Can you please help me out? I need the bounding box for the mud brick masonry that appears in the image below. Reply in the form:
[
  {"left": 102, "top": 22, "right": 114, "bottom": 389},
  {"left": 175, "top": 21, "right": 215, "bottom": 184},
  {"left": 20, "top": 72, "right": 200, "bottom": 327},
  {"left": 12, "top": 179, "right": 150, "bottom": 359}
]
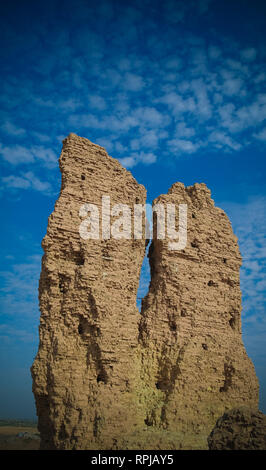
[{"left": 31, "top": 133, "right": 259, "bottom": 449}]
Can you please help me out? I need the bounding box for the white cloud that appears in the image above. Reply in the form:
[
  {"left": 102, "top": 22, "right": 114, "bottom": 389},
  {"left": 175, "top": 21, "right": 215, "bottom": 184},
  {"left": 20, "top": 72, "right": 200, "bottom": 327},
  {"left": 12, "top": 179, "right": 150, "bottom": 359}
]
[
  {"left": 0, "top": 143, "right": 57, "bottom": 168},
  {"left": 222, "top": 77, "right": 243, "bottom": 96},
  {"left": 118, "top": 58, "right": 131, "bottom": 71},
  {"left": 191, "top": 48, "right": 208, "bottom": 69},
  {"left": 241, "top": 47, "right": 257, "bottom": 62},
  {"left": 95, "top": 137, "right": 114, "bottom": 153},
  {"left": 254, "top": 128, "right": 266, "bottom": 141},
  {"left": 108, "top": 115, "right": 139, "bottom": 132},
  {"left": 0, "top": 144, "right": 34, "bottom": 165},
  {"left": 177, "top": 81, "right": 191, "bottom": 93},
  {"left": 191, "top": 79, "right": 212, "bottom": 119},
  {"left": 118, "top": 156, "right": 136, "bottom": 168},
  {"left": 118, "top": 150, "right": 157, "bottom": 168},
  {"left": 208, "top": 45, "right": 221, "bottom": 60},
  {"left": 129, "top": 139, "right": 140, "bottom": 151},
  {"left": 137, "top": 130, "right": 159, "bottom": 149},
  {"left": 104, "top": 68, "right": 121, "bottom": 87},
  {"left": 1, "top": 175, "right": 31, "bottom": 190},
  {"left": 69, "top": 113, "right": 138, "bottom": 132},
  {"left": 33, "top": 97, "right": 54, "bottom": 108},
  {"left": 24, "top": 171, "right": 52, "bottom": 193},
  {"left": 65, "top": 44, "right": 266, "bottom": 160},
  {"left": 57, "top": 98, "right": 81, "bottom": 112},
  {"left": 1, "top": 171, "right": 52, "bottom": 195},
  {"left": 114, "top": 141, "right": 127, "bottom": 153},
  {"left": 127, "top": 129, "right": 168, "bottom": 153},
  {"left": 32, "top": 132, "right": 52, "bottom": 143},
  {"left": 225, "top": 59, "right": 249, "bottom": 75},
  {"left": 254, "top": 72, "right": 266, "bottom": 84},
  {"left": 133, "top": 106, "right": 169, "bottom": 128},
  {"left": 32, "top": 146, "right": 57, "bottom": 168},
  {"left": 217, "top": 102, "right": 235, "bottom": 118},
  {"left": 169, "top": 138, "right": 199, "bottom": 153},
  {"left": 123, "top": 73, "right": 144, "bottom": 91},
  {"left": 139, "top": 151, "right": 157, "bottom": 164},
  {"left": 2, "top": 24, "right": 265, "bottom": 167},
  {"left": 235, "top": 97, "right": 266, "bottom": 131},
  {"left": 112, "top": 92, "right": 130, "bottom": 114},
  {"left": 88, "top": 95, "right": 106, "bottom": 110},
  {"left": 165, "top": 58, "right": 182, "bottom": 69},
  {"left": 1, "top": 121, "right": 26, "bottom": 137},
  {"left": 0, "top": 254, "right": 41, "bottom": 345},
  {"left": 175, "top": 122, "right": 195, "bottom": 138},
  {"left": 208, "top": 130, "right": 242, "bottom": 150},
  {"left": 158, "top": 92, "right": 196, "bottom": 115}
]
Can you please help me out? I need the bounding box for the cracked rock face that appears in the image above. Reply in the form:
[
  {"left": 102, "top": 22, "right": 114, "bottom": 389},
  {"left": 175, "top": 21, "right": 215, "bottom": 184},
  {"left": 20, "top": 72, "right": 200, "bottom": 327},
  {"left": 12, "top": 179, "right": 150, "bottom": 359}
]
[{"left": 31, "top": 134, "right": 259, "bottom": 450}]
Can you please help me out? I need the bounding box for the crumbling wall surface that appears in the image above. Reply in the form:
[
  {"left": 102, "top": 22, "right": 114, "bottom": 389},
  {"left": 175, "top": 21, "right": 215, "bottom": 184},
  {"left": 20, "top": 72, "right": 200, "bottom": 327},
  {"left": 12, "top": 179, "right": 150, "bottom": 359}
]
[
  {"left": 32, "top": 135, "right": 259, "bottom": 450},
  {"left": 138, "top": 182, "right": 259, "bottom": 448},
  {"left": 31, "top": 133, "right": 147, "bottom": 449},
  {"left": 208, "top": 407, "right": 266, "bottom": 450}
]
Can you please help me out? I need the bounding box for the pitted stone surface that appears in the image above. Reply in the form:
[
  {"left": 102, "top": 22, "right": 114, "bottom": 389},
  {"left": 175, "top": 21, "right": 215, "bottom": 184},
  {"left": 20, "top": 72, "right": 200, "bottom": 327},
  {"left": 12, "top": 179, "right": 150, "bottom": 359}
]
[{"left": 32, "top": 135, "right": 259, "bottom": 450}]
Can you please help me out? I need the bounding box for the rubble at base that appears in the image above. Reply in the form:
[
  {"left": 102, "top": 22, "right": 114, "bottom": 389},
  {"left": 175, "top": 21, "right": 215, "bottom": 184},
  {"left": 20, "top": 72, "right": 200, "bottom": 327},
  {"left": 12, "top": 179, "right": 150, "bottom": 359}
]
[{"left": 208, "top": 407, "right": 266, "bottom": 450}]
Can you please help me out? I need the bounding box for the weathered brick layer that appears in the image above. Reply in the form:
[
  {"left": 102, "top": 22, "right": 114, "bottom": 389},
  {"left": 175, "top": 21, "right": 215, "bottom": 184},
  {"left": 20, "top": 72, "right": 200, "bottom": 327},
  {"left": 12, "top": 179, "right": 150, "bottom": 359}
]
[{"left": 31, "top": 134, "right": 259, "bottom": 449}]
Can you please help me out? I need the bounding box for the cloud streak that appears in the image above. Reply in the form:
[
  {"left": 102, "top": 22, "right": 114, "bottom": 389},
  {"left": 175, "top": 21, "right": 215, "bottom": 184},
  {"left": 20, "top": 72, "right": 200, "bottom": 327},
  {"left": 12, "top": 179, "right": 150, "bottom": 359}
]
[
  {"left": 1, "top": 171, "right": 53, "bottom": 195},
  {"left": 0, "top": 2, "right": 265, "bottom": 171}
]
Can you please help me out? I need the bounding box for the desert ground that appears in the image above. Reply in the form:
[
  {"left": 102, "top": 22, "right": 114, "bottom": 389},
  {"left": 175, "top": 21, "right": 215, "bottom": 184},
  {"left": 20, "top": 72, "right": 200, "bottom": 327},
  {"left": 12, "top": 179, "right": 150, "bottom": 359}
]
[{"left": 0, "top": 421, "right": 40, "bottom": 450}]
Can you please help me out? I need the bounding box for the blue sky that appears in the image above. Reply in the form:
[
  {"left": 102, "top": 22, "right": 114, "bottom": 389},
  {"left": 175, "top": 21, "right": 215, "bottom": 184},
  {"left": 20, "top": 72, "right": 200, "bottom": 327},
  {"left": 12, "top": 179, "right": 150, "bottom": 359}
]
[{"left": 0, "top": 0, "right": 265, "bottom": 420}]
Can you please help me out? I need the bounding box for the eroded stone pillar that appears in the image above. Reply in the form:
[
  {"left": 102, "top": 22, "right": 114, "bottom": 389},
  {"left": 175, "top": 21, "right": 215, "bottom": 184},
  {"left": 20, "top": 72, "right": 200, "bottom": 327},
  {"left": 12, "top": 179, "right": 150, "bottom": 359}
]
[
  {"left": 138, "top": 182, "right": 259, "bottom": 449},
  {"left": 31, "top": 134, "right": 146, "bottom": 449}
]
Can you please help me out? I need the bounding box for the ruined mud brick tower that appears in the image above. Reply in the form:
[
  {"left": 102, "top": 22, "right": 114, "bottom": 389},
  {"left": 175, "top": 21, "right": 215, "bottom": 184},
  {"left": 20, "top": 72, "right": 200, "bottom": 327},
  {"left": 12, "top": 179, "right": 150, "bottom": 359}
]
[{"left": 31, "top": 133, "right": 259, "bottom": 450}]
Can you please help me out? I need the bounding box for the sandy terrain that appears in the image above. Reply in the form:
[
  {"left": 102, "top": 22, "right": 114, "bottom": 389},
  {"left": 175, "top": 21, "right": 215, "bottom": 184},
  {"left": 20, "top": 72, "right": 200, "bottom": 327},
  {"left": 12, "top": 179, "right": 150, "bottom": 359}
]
[{"left": 0, "top": 426, "right": 40, "bottom": 450}]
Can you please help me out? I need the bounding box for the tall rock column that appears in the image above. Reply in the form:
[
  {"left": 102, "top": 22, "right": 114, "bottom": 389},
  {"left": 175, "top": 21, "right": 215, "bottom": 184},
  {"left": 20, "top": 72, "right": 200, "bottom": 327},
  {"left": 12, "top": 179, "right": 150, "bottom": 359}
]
[
  {"left": 138, "top": 182, "right": 259, "bottom": 449},
  {"left": 31, "top": 133, "right": 146, "bottom": 449}
]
